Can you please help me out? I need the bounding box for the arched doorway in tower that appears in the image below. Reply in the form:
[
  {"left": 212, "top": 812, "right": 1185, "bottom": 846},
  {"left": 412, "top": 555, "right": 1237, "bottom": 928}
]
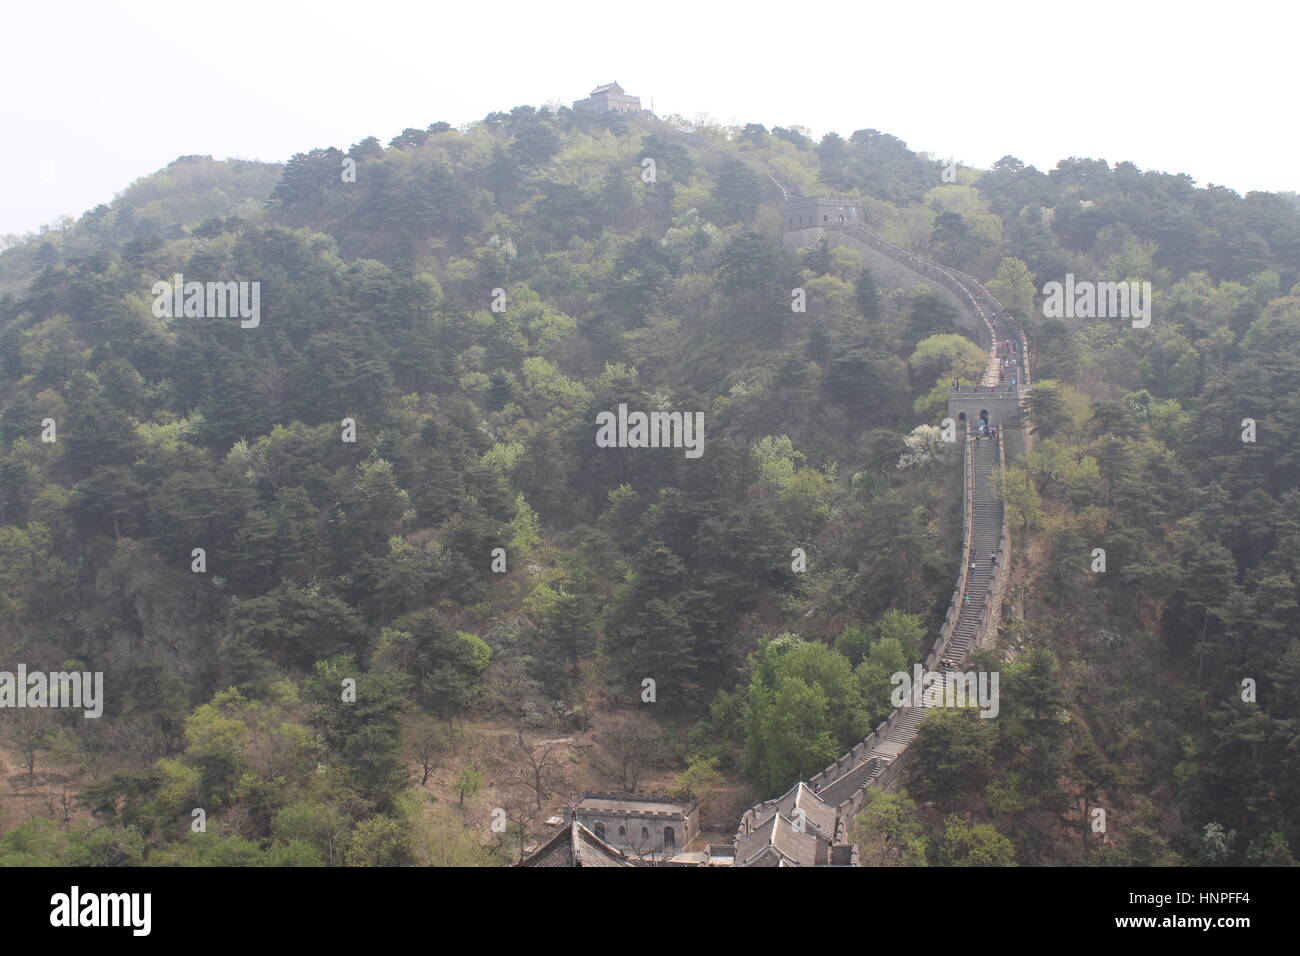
[{"left": 663, "top": 826, "right": 676, "bottom": 853}]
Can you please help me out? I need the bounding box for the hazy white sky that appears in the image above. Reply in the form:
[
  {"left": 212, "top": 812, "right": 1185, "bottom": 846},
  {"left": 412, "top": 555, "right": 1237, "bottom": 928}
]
[{"left": 2, "top": 0, "right": 1293, "bottom": 236}]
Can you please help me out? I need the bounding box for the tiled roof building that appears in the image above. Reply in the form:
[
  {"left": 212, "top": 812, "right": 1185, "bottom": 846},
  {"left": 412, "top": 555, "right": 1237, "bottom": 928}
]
[
  {"left": 517, "top": 783, "right": 857, "bottom": 867},
  {"left": 572, "top": 81, "right": 642, "bottom": 114},
  {"left": 521, "top": 821, "right": 639, "bottom": 867},
  {"left": 734, "top": 782, "right": 858, "bottom": 867}
]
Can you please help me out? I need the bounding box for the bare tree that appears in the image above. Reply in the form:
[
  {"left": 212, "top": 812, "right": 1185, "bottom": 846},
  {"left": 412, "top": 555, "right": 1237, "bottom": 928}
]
[
  {"left": 625, "top": 826, "right": 662, "bottom": 863},
  {"left": 484, "top": 655, "right": 543, "bottom": 719},
  {"left": 513, "top": 728, "right": 561, "bottom": 811},
  {"left": 504, "top": 793, "right": 541, "bottom": 863},
  {"left": 598, "top": 713, "right": 666, "bottom": 792},
  {"left": 408, "top": 723, "right": 447, "bottom": 787},
  {"left": 2, "top": 708, "right": 56, "bottom": 785}
]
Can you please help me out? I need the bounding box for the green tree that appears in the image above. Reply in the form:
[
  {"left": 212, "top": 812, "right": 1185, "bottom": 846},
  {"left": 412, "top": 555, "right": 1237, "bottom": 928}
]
[
  {"left": 939, "top": 815, "right": 1017, "bottom": 866},
  {"left": 375, "top": 612, "right": 491, "bottom": 720},
  {"left": 986, "top": 256, "right": 1037, "bottom": 319},
  {"left": 909, "top": 709, "right": 997, "bottom": 809},
  {"left": 995, "top": 466, "right": 1042, "bottom": 533},
  {"left": 308, "top": 657, "right": 411, "bottom": 809},
  {"left": 345, "top": 815, "right": 411, "bottom": 866},
  {"left": 853, "top": 790, "right": 928, "bottom": 866},
  {"left": 675, "top": 755, "right": 722, "bottom": 802},
  {"left": 1026, "top": 380, "right": 1069, "bottom": 439},
  {"left": 454, "top": 765, "right": 482, "bottom": 807}
]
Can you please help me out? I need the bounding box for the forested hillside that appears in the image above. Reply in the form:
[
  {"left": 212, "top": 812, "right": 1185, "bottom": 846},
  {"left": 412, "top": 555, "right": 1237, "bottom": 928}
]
[{"left": 0, "top": 104, "right": 1296, "bottom": 866}]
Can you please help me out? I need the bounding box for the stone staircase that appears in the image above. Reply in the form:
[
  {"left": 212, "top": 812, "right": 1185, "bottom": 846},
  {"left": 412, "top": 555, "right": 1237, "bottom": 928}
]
[{"left": 949, "top": 437, "right": 1002, "bottom": 660}]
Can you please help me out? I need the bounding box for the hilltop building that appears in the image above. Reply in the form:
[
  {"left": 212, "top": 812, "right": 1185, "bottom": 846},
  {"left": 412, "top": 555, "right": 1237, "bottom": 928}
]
[{"left": 572, "top": 82, "right": 642, "bottom": 114}]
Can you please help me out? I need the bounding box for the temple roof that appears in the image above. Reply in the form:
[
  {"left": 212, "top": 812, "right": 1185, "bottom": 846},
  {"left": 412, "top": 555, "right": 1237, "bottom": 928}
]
[
  {"left": 521, "top": 821, "right": 638, "bottom": 867},
  {"left": 772, "top": 781, "right": 838, "bottom": 840},
  {"left": 736, "top": 810, "right": 825, "bottom": 867},
  {"left": 734, "top": 781, "right": 840, "bottom": 867}
]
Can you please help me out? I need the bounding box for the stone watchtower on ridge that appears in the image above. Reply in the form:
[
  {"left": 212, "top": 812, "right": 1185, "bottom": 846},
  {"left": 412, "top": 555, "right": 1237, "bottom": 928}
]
[
  {"left": 782, "top": 195, "right": 864, "bottom": 249},
  {"left": 572, "top": 82, "right": 642, "bottom": 114}
]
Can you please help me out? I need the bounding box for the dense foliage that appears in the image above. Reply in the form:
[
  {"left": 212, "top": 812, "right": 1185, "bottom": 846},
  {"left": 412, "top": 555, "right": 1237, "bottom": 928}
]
[{"left": 1, "top": 105, "right": 1296, "bottom": 866}]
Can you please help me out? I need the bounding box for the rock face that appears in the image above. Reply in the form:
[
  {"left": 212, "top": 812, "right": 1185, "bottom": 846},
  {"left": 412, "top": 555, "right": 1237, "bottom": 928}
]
[{"left": 92, "top": 538, "right": 223, "bottom": 689}]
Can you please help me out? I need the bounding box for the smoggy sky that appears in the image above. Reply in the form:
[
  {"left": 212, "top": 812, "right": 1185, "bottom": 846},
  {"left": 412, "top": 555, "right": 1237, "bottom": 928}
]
[{"left": 2, "top": 0, "right": 1292, "bottom": 237}]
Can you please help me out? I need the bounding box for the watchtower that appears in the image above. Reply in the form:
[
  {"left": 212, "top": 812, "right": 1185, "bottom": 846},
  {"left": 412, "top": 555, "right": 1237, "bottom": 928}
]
[
  {"left": 785, "top": 195, "right": 864, "bottom": 232},
  {"left": 572, "top": 82, "right": 642, "bottom": 114},
  {"left": 947, "top": 385, "right": 1021, "bottom": 429}
]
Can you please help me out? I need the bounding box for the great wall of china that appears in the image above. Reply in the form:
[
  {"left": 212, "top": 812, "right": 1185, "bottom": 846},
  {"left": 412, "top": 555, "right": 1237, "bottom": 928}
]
[
  {"left": 733, "top": 162, "right": 1034, "bottom": 860},
  {"left": 525, "top": 133, "right": 1040, "bottom": 867}
]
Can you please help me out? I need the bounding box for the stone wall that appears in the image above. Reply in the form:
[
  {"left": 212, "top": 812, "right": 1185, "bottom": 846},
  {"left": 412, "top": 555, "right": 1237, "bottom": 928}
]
[
  {"left": 733, "top": 188, "right": 1030, "bottom": 861},
  {"left": 784, "top": 223, "right": 991, "bottom": 348}
]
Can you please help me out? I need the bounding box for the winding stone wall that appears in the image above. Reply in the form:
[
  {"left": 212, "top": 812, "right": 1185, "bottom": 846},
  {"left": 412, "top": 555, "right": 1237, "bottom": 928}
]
[{"left": 734, "top": 187, "right": 1026, "bottom": 857}]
